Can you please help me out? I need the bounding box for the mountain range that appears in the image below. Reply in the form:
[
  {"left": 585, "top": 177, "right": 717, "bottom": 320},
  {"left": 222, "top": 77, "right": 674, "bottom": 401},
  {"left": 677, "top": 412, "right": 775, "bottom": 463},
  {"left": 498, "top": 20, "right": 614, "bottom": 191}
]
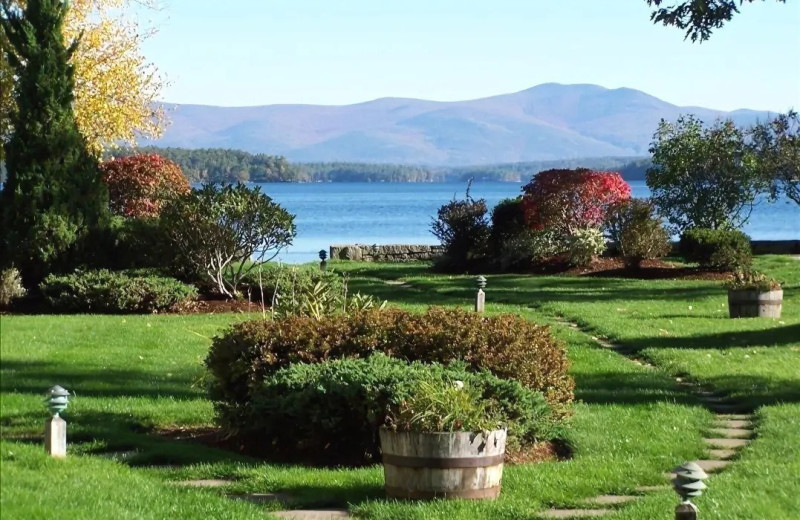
[{"left": 147, "top": 83, "right": 773, "bottom": 166}]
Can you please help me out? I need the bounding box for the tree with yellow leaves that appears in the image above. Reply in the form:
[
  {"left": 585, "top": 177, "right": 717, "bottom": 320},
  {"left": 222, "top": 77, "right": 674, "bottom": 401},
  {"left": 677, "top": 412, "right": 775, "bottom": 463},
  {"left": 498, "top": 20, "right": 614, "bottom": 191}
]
[{"left": 1, "top": 0, "right": 166, "bottom": 159}]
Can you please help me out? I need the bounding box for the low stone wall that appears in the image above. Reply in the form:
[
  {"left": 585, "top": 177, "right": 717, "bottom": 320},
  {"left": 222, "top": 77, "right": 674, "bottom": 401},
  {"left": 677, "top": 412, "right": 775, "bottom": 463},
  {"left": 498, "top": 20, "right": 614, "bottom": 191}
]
[
  {"left": 330, "top": 244, "right": 445, "bottom": 262},
  {"left": 750, "top": 240, "right": 800, "bottom": 255}
]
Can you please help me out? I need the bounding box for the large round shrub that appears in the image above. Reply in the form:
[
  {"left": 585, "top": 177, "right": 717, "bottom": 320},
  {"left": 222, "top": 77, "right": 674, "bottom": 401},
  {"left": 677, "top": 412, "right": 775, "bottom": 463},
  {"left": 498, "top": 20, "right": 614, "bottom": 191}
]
[
  {"left": 679, "top": 228, "right": 752, "bottom": 271},
  {"left": 100, "top": 154, "right": 190, "bottom": 218},
  {"left": 605, "top": 199, "right": 672, "bottom": 268},
  {"left": 206, "top": 307, "right": 573, "bottom": 431},
  {"left": 247, "top": 354, "right": 554, "bottom": 462}
]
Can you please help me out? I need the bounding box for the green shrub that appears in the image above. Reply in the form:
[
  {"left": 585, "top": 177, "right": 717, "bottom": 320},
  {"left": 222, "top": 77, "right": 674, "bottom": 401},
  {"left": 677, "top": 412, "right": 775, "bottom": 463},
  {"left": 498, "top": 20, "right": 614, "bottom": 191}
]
[
  {"left": 206, "top": 307, "right": 573, "bottom": 432},
  {"left": 679, "top": 228, "right": 752, "bottom": 271},
  {"left": 605, "top": 199, "right": 672, "bottom": 268},
  {"left": 431, "top": 184, "right": 490, "bottom": 272},
  {"left": 40, "top": 269, "right": 197, "bottom": 313},
  {"left": 0, "top": 267, "right": 26, "bottom": 307},
  {"left": 240, "top": 354, "right": 554, "bottom": 461},
  {"left": 489, "top": 197, "right": 526, "bottom": 251},
  {"left": 567, "top": 228, "right": 606, "bottom": 266},
  {"left": 496, "top": 229, "right": 566, "bottom": 271}
]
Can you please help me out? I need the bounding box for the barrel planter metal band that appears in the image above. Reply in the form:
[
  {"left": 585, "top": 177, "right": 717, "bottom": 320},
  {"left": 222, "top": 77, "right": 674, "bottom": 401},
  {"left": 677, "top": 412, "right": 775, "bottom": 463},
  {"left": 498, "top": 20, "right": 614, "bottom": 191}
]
[
  {"left": 382, "top": 453, "right": 506, "bottom": 469},
  {"left": 379, "top": 428, "right": 507, "bottom": 501}
]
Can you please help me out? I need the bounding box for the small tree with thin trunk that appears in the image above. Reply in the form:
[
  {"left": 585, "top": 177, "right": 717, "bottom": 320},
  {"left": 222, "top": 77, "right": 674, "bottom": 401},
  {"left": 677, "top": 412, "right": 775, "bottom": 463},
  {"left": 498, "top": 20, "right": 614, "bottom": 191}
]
[{"left": 161, "top": 183, "right": 296, "bottom": 298}]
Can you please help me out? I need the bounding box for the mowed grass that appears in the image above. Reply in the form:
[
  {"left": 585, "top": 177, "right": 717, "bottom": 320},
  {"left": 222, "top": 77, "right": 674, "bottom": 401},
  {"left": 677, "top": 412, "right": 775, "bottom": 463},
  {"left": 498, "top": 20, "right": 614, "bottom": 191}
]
[{"left": 1, "top": 255, "right": 798, "bottom": 519}]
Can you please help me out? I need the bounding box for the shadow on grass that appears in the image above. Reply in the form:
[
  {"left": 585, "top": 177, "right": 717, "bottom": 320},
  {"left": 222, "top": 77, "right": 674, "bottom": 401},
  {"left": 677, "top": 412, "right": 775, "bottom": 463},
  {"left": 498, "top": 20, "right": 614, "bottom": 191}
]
[
  {"left": 624, "top": 323, "right": 800, "bottom": 350},
  {"left": 698, "top": 374, "right": 800, "bottom": 409},
  {"left": 1, "top": 408, "right": 255, "bottom": 467},
  {"left": 572, "top": 370, "right": 697, "bottom": 406},
  {"left": 0, "top": 360, "right": 202, "bottom": 399},
  {"left": 278, "top": 482, "right": 385, "bottom": 509}
]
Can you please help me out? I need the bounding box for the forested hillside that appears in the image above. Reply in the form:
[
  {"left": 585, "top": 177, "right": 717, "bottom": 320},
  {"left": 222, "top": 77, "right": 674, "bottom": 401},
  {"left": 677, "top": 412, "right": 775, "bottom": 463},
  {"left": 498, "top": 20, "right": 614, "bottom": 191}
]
[{"left": 112, "top": 146, "right": 651, "bottom": 183}]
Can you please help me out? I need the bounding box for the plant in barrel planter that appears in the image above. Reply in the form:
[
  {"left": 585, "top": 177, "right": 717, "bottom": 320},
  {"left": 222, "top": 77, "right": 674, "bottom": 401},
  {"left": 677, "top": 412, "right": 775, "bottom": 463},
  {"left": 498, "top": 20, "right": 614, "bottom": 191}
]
[
  {"left": 380, "top": 380, "right": 507, "bottom": 500},
  {"left": 725, "top": 270, "right": 783, "bottom": 318}
]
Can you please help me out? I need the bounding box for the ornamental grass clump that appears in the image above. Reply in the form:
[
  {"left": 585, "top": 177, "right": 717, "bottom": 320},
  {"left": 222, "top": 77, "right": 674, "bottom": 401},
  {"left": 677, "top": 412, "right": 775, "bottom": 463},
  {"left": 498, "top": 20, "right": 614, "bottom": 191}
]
[
  {"left": 391, "top": 379, "right": 502, "bottom": 433},
  {"left": 725, "top": 270, "right": 782, "bottom": 292}
]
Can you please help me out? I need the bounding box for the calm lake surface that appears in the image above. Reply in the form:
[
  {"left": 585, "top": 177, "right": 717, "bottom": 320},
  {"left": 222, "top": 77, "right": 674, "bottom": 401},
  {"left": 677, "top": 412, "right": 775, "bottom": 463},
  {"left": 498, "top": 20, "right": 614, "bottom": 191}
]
[{"left": 255, "top": 181, "right": 800, "bottom": 264}]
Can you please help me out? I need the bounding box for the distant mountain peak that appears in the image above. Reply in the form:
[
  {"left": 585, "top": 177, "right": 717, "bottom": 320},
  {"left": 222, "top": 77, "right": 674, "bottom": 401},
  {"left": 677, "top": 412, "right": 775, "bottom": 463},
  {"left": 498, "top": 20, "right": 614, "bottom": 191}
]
[{"left": 149, "top": 83, "right": 768, "bottom": 165}]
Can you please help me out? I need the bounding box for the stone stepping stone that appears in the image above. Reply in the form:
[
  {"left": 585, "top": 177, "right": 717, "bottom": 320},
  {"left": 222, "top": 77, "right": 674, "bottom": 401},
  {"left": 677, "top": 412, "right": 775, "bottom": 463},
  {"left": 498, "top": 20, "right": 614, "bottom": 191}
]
[
  {"left": 716, "top": 414, "right": 752, "bottom": 421},
  {"left": 587, "top": 495, "right": 638, "bottom": 505},
  {"left": 703, "top": 438, "right": 749, "bottom": 449},
  {"left": 713, "top": 419, "right": 752, "bottom": 429},
  {"left": 539, "top": 509, "right": 611, "bottom": 518},
  {"left": 97, "top": 450, "right": 139, "bottom": 461},
  {"left": 228, "top": 492, "right": 291, "bottom": 504},
  {"left": 708, "top": 427, "right": 752, "bottom": 439},
  {"left": 272, "top": 509, "right": 350, "bottom": 519},
  {"left": 177, "top": 479, "right": 233, "bottom": 487},
  {"left": 708, "top": 449, "right": 737, "bottom": 460},
  {"left": 634, "top": 485, "right": 670, "bottom": 493},
  {"left": 691, "top": 459, "right": 732, "bottom": 473}
]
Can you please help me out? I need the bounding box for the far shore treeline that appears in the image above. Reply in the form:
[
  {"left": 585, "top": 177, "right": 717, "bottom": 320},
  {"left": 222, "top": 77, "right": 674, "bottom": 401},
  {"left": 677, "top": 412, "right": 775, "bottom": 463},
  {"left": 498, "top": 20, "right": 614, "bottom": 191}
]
[{"left": 109, "top": 146, "right": 651, "bottom": 183}]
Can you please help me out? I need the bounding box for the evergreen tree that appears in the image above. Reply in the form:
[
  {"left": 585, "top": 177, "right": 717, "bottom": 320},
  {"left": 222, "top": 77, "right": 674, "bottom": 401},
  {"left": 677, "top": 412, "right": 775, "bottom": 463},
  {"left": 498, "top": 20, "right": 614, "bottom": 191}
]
[{"left": 1, "top": 0, "right": 108, "bottom": 285}]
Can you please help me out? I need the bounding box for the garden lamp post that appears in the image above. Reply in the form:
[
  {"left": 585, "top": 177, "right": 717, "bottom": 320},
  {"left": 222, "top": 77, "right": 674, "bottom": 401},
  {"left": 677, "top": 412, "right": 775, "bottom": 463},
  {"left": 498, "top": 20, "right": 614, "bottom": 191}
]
[
  {"left": 44, "top": 385, "right": 69, "bottom": 458},
  {"left": 475, "top": 275, "right": 487, "bottom": 313},
  {"left": 673, "top": 461, "right": 708, "bottom": 520},
  {"left": 319, "top": 249, "right": 328, "bottom": 271}
]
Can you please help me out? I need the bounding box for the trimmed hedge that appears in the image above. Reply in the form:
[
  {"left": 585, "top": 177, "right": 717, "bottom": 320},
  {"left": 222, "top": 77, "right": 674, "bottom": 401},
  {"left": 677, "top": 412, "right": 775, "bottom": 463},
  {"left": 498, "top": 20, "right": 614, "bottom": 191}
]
[
  {"left": 679, "top": 228, "right": 752, "bottom": 271},
  {"left": 247, "top": 354, "right": 554, "bottom": 462},
  {"left": 40, "top": 269, "right": 197, "bottom": 313},
  {"left": 206, "top": 307, "right": 573, "bottom": 432}
]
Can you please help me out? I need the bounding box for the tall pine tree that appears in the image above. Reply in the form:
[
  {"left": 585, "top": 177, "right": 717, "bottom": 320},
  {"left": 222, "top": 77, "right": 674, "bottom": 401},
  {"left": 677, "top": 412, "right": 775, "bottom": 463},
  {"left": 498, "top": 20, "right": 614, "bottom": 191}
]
[{"left": 1, "top": 0, "right": 108, "bottom": 285}]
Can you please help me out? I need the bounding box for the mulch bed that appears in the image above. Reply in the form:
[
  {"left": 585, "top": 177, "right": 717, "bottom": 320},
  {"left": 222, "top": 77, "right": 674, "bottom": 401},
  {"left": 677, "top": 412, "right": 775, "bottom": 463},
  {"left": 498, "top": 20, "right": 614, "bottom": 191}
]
[
  {"left": 158, "top": 426, "right": 569, "bottom": 468},
  {"left": 175, "top": 297, "right": 267, "bottom": 315},
  {"left": 530, "top": 256, "right": 732, "bottom": 281}
]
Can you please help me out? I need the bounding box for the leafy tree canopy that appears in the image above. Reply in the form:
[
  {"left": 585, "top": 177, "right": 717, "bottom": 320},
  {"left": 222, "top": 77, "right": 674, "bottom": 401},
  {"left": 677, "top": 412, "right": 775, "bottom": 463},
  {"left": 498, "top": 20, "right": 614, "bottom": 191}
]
[{"left": 646, "top": 0, "right": 788, "bottom": 42}]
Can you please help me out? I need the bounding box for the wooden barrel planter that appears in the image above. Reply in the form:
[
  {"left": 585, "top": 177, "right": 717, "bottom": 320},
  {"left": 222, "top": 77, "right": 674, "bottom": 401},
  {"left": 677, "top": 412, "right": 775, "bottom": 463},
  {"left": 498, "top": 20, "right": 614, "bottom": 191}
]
[
  {"left": 728, "top": 289, "right": 783, "bottom": 318},
  {"left": 378, "top": 428, "right": 506, "bottom": 500}
]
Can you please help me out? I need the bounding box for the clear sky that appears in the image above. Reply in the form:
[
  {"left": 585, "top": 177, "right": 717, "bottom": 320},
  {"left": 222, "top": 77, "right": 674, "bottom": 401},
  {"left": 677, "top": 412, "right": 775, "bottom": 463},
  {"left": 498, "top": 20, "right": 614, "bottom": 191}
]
[{"left": 139, "top": 0, "right": 800, "bottom": 112}]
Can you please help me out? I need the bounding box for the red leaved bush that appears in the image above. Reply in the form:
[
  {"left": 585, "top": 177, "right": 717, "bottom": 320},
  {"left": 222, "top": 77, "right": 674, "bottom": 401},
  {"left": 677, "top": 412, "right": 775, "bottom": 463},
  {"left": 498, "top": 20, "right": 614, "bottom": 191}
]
[
  {"left": 100, "top": 154, "right": 190, "bottom": 218},
  {"left": 522, "top": 169, "right": 631, "bottom": 234}
]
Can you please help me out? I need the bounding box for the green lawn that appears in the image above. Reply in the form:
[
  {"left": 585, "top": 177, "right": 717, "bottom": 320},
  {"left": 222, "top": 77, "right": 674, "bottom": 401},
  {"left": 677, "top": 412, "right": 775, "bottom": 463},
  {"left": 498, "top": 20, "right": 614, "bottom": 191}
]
[{"left": 1, "top": 256, "right": 798, "bottom": 519}]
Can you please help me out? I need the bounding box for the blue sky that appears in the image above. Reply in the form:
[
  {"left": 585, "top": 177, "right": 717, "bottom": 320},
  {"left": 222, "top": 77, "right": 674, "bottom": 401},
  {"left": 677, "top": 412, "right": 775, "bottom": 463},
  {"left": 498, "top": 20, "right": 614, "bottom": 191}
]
[{"left": 140, "top": 0, "right": 800, "bottom": 112}]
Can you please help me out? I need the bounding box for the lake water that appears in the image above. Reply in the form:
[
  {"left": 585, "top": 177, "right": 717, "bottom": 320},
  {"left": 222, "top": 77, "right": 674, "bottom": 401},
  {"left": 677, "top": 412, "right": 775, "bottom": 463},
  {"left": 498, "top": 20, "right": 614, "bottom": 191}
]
[{"left": 255, "top": 181, "right": 800, "bottom": 264}]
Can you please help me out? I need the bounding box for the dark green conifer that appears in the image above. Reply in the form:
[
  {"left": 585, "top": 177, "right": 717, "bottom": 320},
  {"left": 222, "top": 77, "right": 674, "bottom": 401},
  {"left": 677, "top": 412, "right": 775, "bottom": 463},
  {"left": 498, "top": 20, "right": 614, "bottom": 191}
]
[{"left": 1, "top": 0, "right": 108, "bottom": 285}]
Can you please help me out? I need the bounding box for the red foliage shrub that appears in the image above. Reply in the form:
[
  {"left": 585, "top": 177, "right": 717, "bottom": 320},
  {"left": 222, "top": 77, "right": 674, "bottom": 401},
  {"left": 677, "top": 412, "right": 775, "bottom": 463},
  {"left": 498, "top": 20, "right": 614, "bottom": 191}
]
[
  {"left": 100, "top": 154, "right": 190, "bottom": 218},
  {"left": 522, "top": 169, "right": 631, "bottom": 234}
]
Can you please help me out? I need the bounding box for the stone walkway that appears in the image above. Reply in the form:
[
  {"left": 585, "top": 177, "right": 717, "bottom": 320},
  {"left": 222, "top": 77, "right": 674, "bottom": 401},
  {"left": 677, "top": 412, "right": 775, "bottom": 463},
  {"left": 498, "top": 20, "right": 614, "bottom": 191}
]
[{"left": 535, "top": 318, "right": 756, "bottom": 518}]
